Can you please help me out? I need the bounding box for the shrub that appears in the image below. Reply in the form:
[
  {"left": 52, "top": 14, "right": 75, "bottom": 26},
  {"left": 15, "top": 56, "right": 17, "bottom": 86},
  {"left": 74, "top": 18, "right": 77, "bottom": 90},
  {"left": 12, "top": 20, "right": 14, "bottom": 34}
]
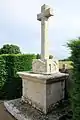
[
  {"left": 0, "top": 56, "right": 6, "bottom": 97},
  {"left": 67, "top": 39, "right": 80, "bottom": 120},
  {"left": 36, "top": 54, "right": 53, "bottom": 59},
  {"left": 0, "top": 54, "right": 36, "bottom": 99},
  {"left": 0, "top": 44, "right": 21, "bottom": 54}
]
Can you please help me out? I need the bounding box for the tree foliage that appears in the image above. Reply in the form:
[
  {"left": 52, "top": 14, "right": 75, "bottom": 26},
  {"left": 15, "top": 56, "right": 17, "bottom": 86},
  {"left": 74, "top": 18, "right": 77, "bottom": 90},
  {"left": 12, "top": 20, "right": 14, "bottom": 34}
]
[
  {"left": 0, "top": 54, "right": 36, "bottom": 99},
  {"left": 49, "top": 55, "right": 53, "bottom": 59},
  {"left": 36, "top": 54, "right": 53, "bottom": 59},
  {"left": 0, "top": 44, "right": 21, "bottom": 54},
  {"left": 67, "top": 38, "right": 80, "bottom": 120},
  {"left": 36, "top": 54, "right": 41, "bottom": 59}
]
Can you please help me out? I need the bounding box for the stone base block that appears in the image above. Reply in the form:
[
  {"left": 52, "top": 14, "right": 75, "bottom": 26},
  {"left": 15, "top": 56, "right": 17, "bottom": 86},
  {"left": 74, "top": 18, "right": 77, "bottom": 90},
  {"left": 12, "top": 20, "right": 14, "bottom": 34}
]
[
  {"left": 32, "top": 59, "right": 59, "bottom": 74},
  {"left": 4, "top": 98, "right": 70, "bottom": 120},
  {"left": 17, "top": 72, "right": 69, "bottom": 114}
]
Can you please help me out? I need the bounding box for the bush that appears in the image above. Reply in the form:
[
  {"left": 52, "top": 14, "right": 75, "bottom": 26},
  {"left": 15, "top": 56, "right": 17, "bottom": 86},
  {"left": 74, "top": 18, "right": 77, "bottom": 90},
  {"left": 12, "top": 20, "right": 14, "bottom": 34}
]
[
  {"left": 0, "top": 44, "right": 21, "bottom": 54},
  {"left": 0, "top": 56, "right": 6, "bottom": 97},
  {"left": 0, "top": 54, "right": 36, "bottom": 99},
  {"left": 36, "top": 54, "right": 53, "bottom": 59},
  {"left": 67, "top": 39, "right": 80, "bottom": 120}
]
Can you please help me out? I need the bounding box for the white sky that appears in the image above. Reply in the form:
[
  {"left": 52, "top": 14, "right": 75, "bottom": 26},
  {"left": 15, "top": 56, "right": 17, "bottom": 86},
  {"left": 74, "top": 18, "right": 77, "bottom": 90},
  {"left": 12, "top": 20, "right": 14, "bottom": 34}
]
[{"left": 0, "top": 0, "right": 80, "bottom": 59}]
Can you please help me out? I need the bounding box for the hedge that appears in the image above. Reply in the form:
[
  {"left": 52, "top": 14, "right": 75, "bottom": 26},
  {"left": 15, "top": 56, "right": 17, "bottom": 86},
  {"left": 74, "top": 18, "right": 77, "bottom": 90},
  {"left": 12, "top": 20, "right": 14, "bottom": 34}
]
[
  {"left": 67, "top": 40, "right": 80, "bottom": 120},
  {"left": 0, "top": 54, "right": 36, "bottom": 99}
]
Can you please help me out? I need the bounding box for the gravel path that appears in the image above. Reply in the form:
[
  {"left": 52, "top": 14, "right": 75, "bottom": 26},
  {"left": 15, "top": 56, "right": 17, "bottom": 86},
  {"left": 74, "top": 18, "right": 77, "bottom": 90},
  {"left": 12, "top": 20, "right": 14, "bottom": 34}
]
[{"left": 0, "top": 101, "right": 16, "bottom": 120}]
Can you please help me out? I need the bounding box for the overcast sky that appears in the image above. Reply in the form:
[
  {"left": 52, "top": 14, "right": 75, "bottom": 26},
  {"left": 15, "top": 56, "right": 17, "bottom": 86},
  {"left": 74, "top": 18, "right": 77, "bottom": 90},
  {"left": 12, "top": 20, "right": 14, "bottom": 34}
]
[{"left": 0, "top": 0, "right": 80, "bottom": 59}]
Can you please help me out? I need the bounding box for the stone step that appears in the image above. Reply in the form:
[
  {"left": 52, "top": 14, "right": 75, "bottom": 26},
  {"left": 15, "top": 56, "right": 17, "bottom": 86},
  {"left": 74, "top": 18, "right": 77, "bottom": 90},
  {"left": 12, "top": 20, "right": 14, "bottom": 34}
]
[{"left": 4, "top": 98, "right": 72, "bottom": 120}]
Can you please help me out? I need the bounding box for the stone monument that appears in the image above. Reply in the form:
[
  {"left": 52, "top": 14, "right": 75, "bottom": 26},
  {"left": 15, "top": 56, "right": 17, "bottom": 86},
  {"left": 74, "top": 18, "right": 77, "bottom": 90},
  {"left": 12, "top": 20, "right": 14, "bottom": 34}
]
[
  {"left": 4, "top": 4, "right": 69, "bottom": 120},
  {"left": 32, "top": 4, "right": 59, "bottom": 74}
]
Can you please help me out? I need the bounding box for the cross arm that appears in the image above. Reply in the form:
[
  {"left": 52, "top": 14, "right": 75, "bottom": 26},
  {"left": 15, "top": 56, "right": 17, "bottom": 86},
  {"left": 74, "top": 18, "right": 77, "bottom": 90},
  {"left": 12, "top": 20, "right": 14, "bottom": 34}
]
[
  {"left": 37, "top": 13, "right": 42, "bottom": 21},
  {"left": 37, "top": 7, "right": 54, "bottom": 21},
  {"left": 44, "top": 8, "right": 53, "bottom": 18}
]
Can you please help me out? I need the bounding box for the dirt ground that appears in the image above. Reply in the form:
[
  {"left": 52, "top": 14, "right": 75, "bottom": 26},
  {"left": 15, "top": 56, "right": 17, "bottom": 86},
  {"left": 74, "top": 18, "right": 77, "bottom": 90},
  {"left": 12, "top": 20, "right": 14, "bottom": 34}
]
[{"left": 0, "top": 101, "right": 16, "bottom": 120}]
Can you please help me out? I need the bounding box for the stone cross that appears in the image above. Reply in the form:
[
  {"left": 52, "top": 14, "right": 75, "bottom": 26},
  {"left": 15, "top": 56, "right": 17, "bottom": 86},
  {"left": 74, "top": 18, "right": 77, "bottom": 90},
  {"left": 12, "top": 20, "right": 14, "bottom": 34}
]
[
  {"left": 32, "top": 4, "right": 58, "bottom": 74},
  {"left": 37, "top": 4, "right": 53, "bottom": 60}
]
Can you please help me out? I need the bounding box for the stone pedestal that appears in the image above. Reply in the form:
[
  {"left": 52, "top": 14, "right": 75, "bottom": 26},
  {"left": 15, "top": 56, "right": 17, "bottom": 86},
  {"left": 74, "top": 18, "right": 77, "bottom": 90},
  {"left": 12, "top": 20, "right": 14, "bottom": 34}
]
[
  {"left": 32, "top": 59, "right": 59, "bottom": 74},
  {"left": 3, "top": 4, "right": 70, "bottom": 120},
  {"left": 17, "top": 71, "right": 68, "bottom": 114}
]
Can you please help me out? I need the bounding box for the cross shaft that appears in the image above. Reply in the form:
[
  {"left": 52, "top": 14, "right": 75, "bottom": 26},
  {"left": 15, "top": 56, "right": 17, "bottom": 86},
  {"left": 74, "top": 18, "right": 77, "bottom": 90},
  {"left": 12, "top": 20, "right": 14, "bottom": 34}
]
[{"left": 37, "top": 4, "right": 53, "bottom": 60}]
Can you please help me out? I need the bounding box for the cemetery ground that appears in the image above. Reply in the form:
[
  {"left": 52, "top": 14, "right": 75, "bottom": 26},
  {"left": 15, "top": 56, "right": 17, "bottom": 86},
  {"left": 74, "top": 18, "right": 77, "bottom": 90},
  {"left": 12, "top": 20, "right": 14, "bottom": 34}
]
[
  {"left": 0, "top": 99, "right": 72, "bottom": 120},
  {"left": 0, "top": 60, "right": 72, "bottom": 120},
  {"left": 0, "top": 101, "right": 16, "bottom": 120}
]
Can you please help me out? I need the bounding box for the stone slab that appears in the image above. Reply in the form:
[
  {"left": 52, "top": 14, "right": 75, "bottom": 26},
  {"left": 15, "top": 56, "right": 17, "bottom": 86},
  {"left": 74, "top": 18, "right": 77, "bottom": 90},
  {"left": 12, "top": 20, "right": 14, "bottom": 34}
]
[
  {"left": 17, "top": 72, "right": 68, "bottom": 84},
  {"left": 4, "top": 98, "right": 70, "bottom": 120}
]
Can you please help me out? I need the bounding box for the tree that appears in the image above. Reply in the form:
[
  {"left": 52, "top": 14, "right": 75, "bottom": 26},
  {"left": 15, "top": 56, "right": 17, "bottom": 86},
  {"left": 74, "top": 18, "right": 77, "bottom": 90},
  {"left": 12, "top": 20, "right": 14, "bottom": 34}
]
[
  {"left": 0, "top": 44, "right": 21, "bottom": 54},
  {"left": 49, "top": 55, "right": 53, "bottom": 59},
  {"left": 67, "top": 38, "right": 80, "bottom": 120},
  {"left": 36, "top": 54, "right": 53, "bottom": 59},
  {"left": 36, "top": 54, "right": 41, "bottom": 59}
]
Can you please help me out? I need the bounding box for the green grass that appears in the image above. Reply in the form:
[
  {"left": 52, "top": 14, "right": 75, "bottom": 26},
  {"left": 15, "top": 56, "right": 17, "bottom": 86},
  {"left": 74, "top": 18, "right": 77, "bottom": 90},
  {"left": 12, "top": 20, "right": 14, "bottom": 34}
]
[{"left": 59, "top": 61, "right": 73, "bottom": 69}]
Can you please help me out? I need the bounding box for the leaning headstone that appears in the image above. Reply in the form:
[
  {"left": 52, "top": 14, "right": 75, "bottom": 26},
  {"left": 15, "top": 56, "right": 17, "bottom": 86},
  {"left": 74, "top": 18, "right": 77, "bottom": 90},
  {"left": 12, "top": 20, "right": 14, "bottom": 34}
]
[{"left": 4, "top": 4, "right": 69, "bottom": 120}]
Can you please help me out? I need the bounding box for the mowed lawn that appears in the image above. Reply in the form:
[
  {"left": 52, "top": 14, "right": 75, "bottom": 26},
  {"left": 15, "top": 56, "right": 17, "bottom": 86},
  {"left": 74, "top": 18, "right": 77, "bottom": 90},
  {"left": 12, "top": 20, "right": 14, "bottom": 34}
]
[{"left": 59, "top": 61, "right": 73, "bottom": 69}]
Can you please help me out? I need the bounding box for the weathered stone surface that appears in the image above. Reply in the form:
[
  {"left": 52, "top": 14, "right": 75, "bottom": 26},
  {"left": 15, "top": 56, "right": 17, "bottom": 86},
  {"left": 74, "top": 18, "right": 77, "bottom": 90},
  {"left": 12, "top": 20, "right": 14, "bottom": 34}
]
[
  {"left": 32, "top": 4, "right": 59, "bottom": 74},
  {"left": 32, "top": 59, "right": 46, "bottom": 73},
  {"left": 17, "top": 72, "right": 69, "bottom": 114},
  {"left": 37, "top": 4, "right": 53, "bottom": 60},
  {"left": 32, "top": 59, "right": 59, "bottom": 74},
  {"left": 4, "top": 99, "right": 71, "bottom": 120},
  {"left": 17, "top": 71, "right": 68, "bottom": 83}
]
